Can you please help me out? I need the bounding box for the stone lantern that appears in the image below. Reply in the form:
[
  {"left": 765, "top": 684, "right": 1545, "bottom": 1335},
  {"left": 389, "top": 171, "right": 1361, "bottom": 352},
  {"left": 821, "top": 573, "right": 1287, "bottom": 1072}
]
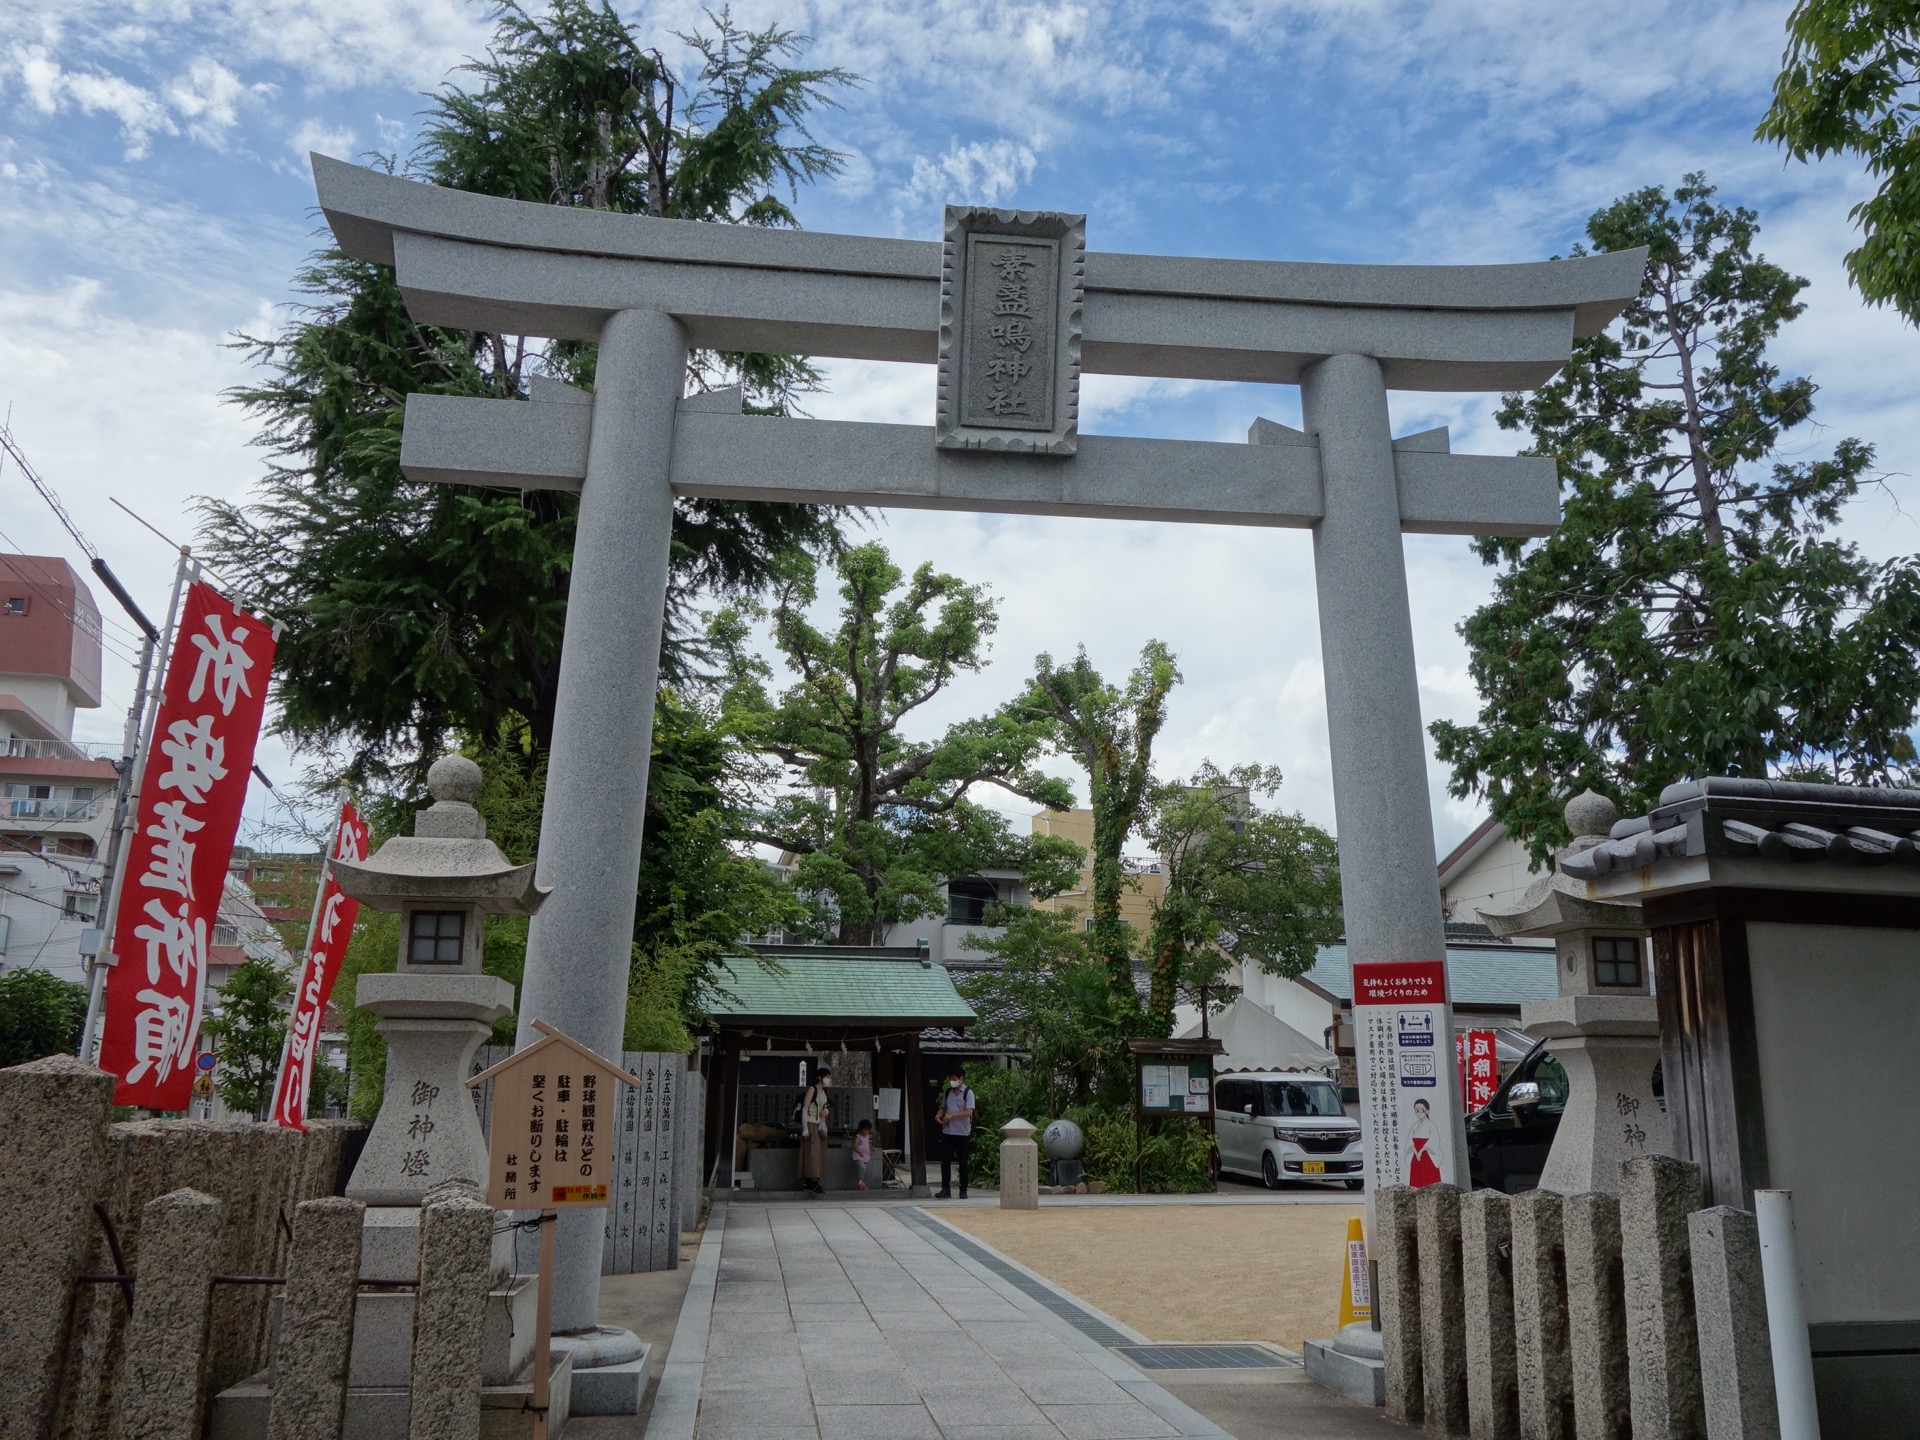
[
  {"left": 331, "top": 754, "right": 549, "bottom": 1211},
  {"left": 1478, "top": 790, "right": 1669, "bottom": 1193}
]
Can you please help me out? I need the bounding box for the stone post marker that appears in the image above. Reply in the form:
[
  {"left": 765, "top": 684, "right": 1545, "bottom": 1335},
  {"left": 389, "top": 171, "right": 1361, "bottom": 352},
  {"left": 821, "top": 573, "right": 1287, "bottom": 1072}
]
[
  {"left": 1563, "top": 1191, "right": 1631, "bottom": 1440},
  {"left": 117, "top": 1188, "right": 223, "bottom": 1440},
  {"left": 1482, "top": 791, "right": 1667, "bottom": 1194},
  {"left": 1375, "top": 1185, "right": 1425, "bottom": 1425},
  {"left": 1461, "top": 1189, "right": 1518, "bottom": 1440},
  {"left": 999, "top": 1118, "right": 1040, "bottom": 1210},
  {"left": 329, "top": 754, "right": 546, "bottom": 1239},
  {"left": 1510, "top": 1188, "right": 1573, "bottom": 1440},
  {"left": 1416, "top": 1184, "right": 1469, "bottom": 1435},
  {"left": 1688, "top": 1207, "right": 1779, "bottom": 1440},
  {"left": 408, "top": 1180, "right": 496, "bottom": 1440},
  {"left": 267, "top": 1196, "right": 365, "bottom": 1440},
  {"left": 0, "top": 1053, "right": 116, "bottom": 1439},
  {"left": 1620, "top": 1155, "right": 1706, "bottom": 1440}
]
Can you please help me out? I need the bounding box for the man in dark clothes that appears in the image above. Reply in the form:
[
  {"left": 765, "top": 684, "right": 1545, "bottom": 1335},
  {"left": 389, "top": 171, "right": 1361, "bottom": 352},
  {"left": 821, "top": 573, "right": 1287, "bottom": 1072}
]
[{"left": 934, "top": 1067, "right": 975, "bottom": 1199}]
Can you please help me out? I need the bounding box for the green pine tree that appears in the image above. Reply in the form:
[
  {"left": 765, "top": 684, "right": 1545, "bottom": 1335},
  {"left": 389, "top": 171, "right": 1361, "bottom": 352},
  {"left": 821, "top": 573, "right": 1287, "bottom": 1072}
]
[
  {"left": 199, "top": 1, "right": 858, "bottom": 791},
  {"left": 1432, "top": 176, "right": 1920, "bottom": 861}
]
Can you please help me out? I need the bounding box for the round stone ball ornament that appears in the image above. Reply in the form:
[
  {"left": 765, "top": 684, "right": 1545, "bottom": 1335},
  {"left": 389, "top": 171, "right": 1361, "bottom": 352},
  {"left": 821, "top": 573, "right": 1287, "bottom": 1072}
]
[{"left": 1042, "top": 1118, "right": 1085, "bottom": 1162}]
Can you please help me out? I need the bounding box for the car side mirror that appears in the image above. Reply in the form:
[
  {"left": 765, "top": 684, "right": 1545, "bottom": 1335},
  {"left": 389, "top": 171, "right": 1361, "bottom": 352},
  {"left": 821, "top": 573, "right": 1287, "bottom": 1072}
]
[
  {"left": 1242, "top": 1104, "right": 1254, "bottom": 1115},
  {"left": 1508, "top": 1081, "right": 1541, "bottom": 1112}
]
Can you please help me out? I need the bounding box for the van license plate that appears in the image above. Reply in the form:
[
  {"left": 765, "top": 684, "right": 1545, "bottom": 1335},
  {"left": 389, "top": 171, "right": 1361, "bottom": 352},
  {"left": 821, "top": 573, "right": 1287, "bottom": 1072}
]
[{"left": 1301, "top": 1161, "right": 1326, "bottom": 1175}]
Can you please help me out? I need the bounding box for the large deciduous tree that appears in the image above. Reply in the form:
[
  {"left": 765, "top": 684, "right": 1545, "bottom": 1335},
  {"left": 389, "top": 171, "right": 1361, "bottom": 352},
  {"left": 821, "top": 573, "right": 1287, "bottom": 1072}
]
[
  {"left": 1020, "top": 644, "right": 1179, "bottom": 1019},
  {"left": 1432, "top": 177, "right": 1920, "bottom": 860},
  {"left": 1138, "top": 764, "right": 1343, "bottom": 1035},
  {"left": 199, "top": 0, "right": 855, "bottom": 789},
  {"left": 720, "top": 542, "right": 1079, "bottom": 944},
  {"left": 1759, "top": 2, "right": 1920, "bottom": 324}
]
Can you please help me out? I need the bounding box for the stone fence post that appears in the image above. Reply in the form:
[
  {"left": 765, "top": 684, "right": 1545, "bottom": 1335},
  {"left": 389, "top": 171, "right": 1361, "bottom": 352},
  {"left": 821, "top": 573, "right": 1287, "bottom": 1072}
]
[
  {"left": 0, "top": 1054, "right": 116, "bottom": 1439},
  {"left": 1620, "top": 1155, "right": 1705, "bottom": 1440},
  {"left": 116, "top": 1188, "right": 223, "bottom": 1440},
  {"left": 1688, "top": 1207, "right": 1779, "bottom": 1440},
  {"left": 409, "top": 1180, "right": 495, "bottom": 1440},
  {"left": 267, "top": 1196, "right": 366, "bottom": 1440},
  {"left": 1462, "top": 1189, "right": 1518, "bottom": 1440},
  {"left": 1376, "top": 1185, "right": 1424, "bottom": 1424},
  {"left": 1417, "top": 1184, "right": 1470, "bottom": 1435},
  {"left": 1511, "top": 1189, "right": 1573, "bottom": 1439},
  {"left": 1563, "top": 1192, "right": 1630, "bottom": 1440},
  {"left": 999, "top": 1119, "right": 1039, "bottom": 1210}
]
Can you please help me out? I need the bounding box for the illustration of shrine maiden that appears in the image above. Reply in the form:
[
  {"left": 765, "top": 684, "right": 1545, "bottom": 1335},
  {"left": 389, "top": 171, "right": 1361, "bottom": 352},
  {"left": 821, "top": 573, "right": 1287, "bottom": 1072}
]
[{"left": 1406, "top": 1097, "right": 1443, "bottom": 1188}]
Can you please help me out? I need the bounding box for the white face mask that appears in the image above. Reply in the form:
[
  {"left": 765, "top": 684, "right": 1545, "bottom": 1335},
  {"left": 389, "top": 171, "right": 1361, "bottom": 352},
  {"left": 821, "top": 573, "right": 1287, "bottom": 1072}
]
[{"left": 948, "top": 1079, "right": 962, "bottom": 1089}]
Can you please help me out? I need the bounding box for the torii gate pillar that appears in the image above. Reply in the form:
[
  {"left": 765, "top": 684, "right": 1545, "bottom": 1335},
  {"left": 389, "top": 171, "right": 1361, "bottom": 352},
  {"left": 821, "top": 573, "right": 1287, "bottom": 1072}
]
[
  {"left": 1302, "top": 352, "right": 1470, "bottom": 1174},
  {"left": 514, "top": 308, "right": 686, "bottom": 1328}
]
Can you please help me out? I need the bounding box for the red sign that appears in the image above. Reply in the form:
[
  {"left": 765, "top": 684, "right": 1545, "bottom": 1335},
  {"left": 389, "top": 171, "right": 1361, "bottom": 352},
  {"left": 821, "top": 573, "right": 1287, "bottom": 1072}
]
[
  {"left": 269, "top": 803, "right": 370, "bottom": 1130},
  {"left": 1352, "top": 959, "right": 1448, "bottom": 1006},
  {"left": 1456, "top": 1028, "right": 1499, "bottom": 1114},
  {"left": 99, "top": 582, "right": 276, "bottom": 1110}
]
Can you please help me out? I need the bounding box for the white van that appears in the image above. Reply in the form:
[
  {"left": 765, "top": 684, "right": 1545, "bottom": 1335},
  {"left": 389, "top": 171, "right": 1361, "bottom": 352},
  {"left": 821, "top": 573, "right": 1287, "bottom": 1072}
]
[{"left": 1214, "top": 1072, "right": 1364, "bottom": 1190}]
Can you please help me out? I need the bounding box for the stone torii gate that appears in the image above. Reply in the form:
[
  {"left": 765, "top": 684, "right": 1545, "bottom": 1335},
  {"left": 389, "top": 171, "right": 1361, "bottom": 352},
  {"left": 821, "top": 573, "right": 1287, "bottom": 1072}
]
[{"left": 311, "top": 155, "right": 1642, "bottom": 1332}]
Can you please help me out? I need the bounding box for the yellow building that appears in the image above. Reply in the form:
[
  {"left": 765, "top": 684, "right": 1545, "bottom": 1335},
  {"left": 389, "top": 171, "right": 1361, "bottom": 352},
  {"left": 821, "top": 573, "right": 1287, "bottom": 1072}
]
[{"left": 1030, "top": 808, "right": 1165, "bottom": 934}]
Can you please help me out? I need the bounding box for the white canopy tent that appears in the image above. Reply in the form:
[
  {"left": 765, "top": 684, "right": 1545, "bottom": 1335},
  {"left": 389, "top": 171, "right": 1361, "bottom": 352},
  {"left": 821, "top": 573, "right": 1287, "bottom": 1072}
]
[{"left": 1181, "top": 996, "right": 1337, "bottom": 1075}]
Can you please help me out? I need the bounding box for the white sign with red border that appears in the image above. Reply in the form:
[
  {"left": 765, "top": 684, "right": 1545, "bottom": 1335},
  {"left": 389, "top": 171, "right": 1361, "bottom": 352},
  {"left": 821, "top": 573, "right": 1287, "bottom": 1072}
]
[{"left": 1352, "top": 959, "right": 1462, "bottom": 1191}]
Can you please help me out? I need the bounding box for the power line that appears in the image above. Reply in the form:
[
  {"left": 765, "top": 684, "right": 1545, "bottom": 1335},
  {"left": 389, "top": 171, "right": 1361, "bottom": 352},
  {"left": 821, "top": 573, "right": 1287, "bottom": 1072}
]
[
  {"left": 0, "top": 423, "right": 162, "bottom": 642},
  {"left": 0, "top": 420, "right": 98, "bottom": 562}
]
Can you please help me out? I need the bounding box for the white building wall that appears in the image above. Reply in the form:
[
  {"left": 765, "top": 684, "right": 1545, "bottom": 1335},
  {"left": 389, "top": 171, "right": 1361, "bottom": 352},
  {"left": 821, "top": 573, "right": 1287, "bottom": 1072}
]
[{"left": 1442, "top": 830, "right": 1546, "bottom": 926}]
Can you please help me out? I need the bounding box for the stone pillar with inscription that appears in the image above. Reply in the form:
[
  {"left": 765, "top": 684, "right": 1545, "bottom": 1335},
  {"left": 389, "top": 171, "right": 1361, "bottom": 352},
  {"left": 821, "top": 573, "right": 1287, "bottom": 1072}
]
[
  {"left": 1480, "top": 790, "right": 1668, "bottom": 1193},
  {"left": 329, "top": 754, "right": 550, "bottom": 1275}
]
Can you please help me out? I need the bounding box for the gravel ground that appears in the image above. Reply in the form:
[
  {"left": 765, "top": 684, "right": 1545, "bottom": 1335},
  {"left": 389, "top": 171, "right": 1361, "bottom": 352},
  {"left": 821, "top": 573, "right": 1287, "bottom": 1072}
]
[{"left": 939, "top": 1198, "right": 1366, "bottom": 1352}]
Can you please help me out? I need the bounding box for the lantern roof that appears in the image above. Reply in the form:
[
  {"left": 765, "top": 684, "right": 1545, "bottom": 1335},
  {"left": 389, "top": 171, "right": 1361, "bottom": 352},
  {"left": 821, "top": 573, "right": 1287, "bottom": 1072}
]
[{"left": 330, "top": 754, "right": 551, "bottom": 915}]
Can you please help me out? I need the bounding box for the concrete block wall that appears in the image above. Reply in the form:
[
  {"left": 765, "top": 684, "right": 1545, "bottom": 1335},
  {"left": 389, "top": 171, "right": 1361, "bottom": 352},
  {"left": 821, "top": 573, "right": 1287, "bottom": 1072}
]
[{"left": 1376, "top": 1158, "right": 1781, "bottom": 1440}]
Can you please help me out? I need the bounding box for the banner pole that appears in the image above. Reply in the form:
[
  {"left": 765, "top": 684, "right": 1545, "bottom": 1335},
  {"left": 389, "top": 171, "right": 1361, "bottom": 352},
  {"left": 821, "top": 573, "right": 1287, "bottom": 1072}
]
[
  {"left": 78, "top": 546, "right": 192, "bottom": 1063},
  {"left": 269, "top": 803, "right": 349, "bottom": 1126}
]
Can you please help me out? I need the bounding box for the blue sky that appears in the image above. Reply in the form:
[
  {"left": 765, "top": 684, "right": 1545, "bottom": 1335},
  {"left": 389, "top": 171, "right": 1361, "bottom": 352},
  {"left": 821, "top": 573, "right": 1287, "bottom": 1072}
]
[{"left": 3, "top": 1, "right": 1916, "bottom": 855}]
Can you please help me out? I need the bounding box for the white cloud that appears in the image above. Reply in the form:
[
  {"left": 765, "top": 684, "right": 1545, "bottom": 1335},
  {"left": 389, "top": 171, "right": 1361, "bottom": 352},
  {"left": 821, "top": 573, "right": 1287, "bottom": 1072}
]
[
  {"left": 898, "top": 137, "right": 1040, "bottom": 218},
  {"left": 166, "top": 55, "right": 266, "bottom": 145},
  {"left": 288, "top": 116, "right": 355, "bottom": 163},
  {"left": 8, "top": 43, "right": 177, "bottom": 157}
]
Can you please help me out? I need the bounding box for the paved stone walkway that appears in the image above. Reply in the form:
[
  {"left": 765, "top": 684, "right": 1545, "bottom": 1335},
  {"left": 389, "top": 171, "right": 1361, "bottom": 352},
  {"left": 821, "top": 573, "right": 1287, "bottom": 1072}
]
[{"left": 670, "top": 1203, "right": 1229, "bottom": 1440}]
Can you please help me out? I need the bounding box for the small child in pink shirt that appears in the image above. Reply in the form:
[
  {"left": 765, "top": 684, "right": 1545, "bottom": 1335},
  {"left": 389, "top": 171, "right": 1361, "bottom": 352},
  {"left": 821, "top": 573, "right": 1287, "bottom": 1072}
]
[{"left": 851, "top": 1119, "right": 874, "bottom": 1189}]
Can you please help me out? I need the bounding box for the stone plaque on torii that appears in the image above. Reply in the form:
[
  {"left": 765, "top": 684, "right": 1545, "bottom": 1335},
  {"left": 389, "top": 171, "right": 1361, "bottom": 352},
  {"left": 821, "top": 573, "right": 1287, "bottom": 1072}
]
[{"left": 310, "top": 154, "right": 1643, "bottom": 1328}]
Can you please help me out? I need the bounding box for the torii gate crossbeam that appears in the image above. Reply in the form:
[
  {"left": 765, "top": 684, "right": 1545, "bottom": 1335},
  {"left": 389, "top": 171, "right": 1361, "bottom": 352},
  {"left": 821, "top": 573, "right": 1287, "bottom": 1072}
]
[{"left": 310, "top": 154, "right": 1642, "bottom": 1336}]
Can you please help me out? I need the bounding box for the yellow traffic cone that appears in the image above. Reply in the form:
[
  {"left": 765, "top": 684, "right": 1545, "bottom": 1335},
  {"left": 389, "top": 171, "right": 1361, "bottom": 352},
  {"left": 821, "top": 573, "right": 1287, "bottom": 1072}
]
[{"left": 1336, "top": 1215, "right": 1371, "bottom": 1328}]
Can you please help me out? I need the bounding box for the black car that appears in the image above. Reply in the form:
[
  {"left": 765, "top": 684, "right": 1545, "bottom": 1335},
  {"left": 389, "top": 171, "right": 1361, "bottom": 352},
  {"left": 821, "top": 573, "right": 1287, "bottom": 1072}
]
[{"left": 1465, "top": 1037, "right": 1569, "bottom": 1193}]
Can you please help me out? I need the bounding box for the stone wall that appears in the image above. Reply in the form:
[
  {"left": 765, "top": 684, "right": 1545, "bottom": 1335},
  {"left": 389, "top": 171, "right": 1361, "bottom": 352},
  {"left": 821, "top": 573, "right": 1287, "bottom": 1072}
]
[
  {"left": 0, "top": 1056, "right": 364, "bottom": 1440},
  {"left": 1374, "top": 1156, "right": 1779, "bottom": 1440}
]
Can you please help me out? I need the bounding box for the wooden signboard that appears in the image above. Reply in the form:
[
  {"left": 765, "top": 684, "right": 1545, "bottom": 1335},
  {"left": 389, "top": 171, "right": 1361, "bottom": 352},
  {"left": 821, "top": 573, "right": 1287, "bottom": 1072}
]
[{"left": 466, "top": 1020, "right": 644, "bottom": 1440}]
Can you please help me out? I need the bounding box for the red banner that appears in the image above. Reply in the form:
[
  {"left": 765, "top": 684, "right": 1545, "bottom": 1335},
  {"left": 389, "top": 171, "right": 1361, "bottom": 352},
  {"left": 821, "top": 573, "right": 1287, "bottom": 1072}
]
[
  {"left": 269, "top": 803, "right": 369, "bottom": 1130},
  {"left": 1456, "top": 1028, "right": 1499, "bottom": 1114},
  {"left": 99, "top": 582, "right": 276, "bottom": 1110}
]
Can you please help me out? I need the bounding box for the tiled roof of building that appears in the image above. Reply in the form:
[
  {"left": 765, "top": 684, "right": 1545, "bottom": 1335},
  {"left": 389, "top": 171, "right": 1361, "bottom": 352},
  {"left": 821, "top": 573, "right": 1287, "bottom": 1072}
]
[
  {"left": 707, "top": 949, "right": 977, "bottom": 1025},
  {"left": 1298, "top": 942, "right": 1558, "bottom": 1010},
  {"left": 1559, "top": 776, "right": 1920, "bottom": 878}
]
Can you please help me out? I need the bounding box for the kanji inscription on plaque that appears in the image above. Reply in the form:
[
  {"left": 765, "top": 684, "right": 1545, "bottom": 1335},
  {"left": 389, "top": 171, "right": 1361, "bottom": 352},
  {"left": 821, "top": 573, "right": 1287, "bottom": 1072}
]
[{"left": 937, "top": 206, "right": 1084, "bottom": 455}]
